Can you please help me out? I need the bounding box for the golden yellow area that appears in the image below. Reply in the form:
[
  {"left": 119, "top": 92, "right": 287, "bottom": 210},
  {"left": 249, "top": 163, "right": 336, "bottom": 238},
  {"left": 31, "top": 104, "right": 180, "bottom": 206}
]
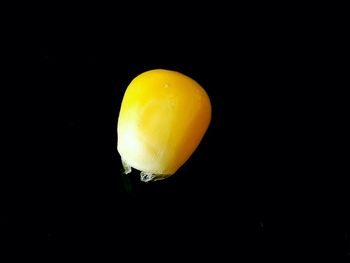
[{"left": 117, "top": 69, "right": 211, "bottom": 180}]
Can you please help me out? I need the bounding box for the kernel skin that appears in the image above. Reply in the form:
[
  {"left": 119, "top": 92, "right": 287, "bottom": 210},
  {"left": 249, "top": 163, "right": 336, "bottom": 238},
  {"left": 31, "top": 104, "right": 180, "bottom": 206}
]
[{"left": 117, "top": 69, "right": 211, "bottom": 178}]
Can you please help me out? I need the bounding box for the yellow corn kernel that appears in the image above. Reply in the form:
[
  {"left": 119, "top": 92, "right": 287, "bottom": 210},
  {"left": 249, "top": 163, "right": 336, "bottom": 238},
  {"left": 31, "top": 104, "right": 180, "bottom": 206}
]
[{"left": 117, "top": 69, "right": 211, "bottom": 182}]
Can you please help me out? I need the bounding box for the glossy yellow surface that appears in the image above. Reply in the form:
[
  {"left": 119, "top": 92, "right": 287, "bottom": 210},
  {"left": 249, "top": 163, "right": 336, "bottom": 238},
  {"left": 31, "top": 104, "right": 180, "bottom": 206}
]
[{"left": 117, "top": 69, "right": 211, "bottom": 182}]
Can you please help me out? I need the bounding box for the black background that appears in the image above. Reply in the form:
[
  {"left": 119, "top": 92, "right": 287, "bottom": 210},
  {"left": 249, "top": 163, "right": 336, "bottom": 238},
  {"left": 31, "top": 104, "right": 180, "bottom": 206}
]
[{"left": 4, "top": 4, "right": 347, "bottom": 261}]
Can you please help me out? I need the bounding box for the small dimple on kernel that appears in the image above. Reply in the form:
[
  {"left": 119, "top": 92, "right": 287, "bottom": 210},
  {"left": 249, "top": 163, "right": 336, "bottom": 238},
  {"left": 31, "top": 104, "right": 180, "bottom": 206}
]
[{"left": 195, "top": 89, "right": 203, "bottom": 102}]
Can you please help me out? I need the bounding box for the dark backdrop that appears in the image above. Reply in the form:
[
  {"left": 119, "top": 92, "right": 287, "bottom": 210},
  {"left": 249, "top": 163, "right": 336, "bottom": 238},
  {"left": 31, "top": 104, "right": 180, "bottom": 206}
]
[{"left": 30, "top": 7, "right": 348, "bottom": 261}]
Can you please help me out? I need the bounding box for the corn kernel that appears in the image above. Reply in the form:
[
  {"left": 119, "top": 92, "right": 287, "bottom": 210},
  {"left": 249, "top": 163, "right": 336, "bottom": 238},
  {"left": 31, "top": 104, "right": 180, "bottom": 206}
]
[{"left": 117, "top": 69, "right": 211, "bottom": 182}]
